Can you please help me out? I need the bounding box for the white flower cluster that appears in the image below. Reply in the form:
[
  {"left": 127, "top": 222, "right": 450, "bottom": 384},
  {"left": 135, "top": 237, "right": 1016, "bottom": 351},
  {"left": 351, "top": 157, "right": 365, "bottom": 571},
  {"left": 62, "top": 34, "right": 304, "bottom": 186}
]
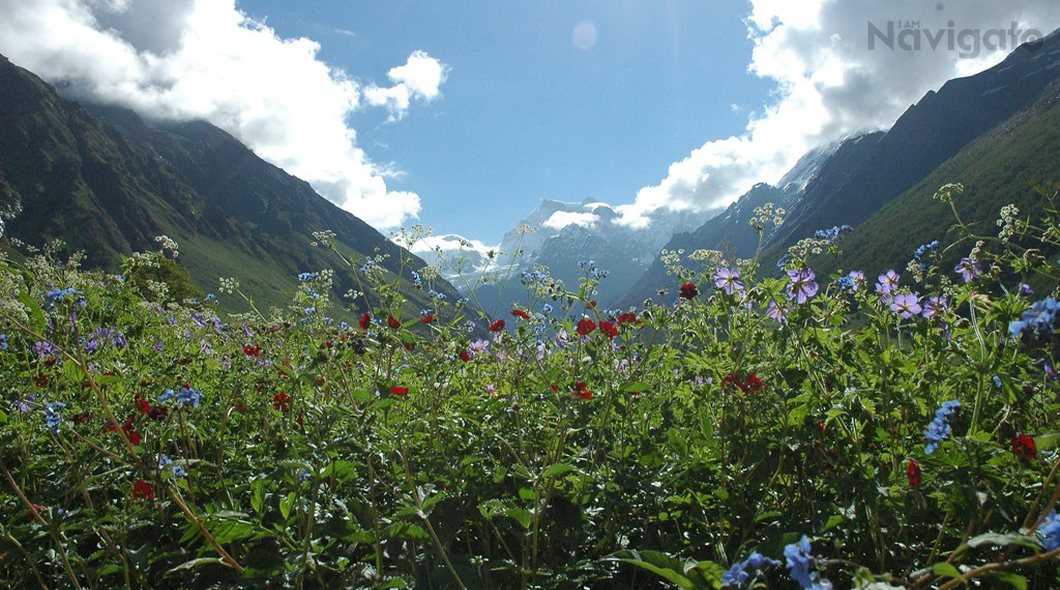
[
  {"left": 933, "top": 183, "right": 964, "bottom": 203},
  {"left": 218, "top": 277, "right": 240, "bottom": 294},
  {"left": 310, "top": 229, "right": 336, "bottom": 247},
  {"left": 154, "top": 235, "right": 179, "bottom": 258},
  {"left": 749, "top": 202, "right": 786, "bottom": 231},
  {"left": 997, "top": 204, "right": 1020, "bottom": 241}
]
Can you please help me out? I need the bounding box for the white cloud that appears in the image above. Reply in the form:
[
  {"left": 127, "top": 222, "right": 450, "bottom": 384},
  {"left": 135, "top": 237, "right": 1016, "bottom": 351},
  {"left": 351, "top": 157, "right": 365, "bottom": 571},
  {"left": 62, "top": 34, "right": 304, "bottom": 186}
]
[
  {"left": 542, "top": 211, "right": 600, "bottom": 230},
  {"left": 619, "top": 0, "right": 1060, "bottom": 227},
  {"left": 0, "top": 0, "right": 448, "bottom": 229},
  {"left": 364, "top": 49, "right": 448, "bottom": 121}
]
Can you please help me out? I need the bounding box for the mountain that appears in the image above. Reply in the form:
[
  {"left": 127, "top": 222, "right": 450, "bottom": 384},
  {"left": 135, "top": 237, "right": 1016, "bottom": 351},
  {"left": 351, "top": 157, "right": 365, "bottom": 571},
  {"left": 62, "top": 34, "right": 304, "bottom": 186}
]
[
  {"left": 617, "top": 141, "right": 841, "bottom": 307},
  {"left": 617, "top": 29, "right": 1060, "bottom": 306},
  {"left": 763, "top": 29, "right": 1060, "bottom": 256},
  {"left": 462, "top": 197, "right": 718, "bottom": 314},
  {"left": 0, "top": 53, "right": 461, "bottom": 315},
  {"left": 814, "top": 75, "right": 1060, "bottom": 284}
]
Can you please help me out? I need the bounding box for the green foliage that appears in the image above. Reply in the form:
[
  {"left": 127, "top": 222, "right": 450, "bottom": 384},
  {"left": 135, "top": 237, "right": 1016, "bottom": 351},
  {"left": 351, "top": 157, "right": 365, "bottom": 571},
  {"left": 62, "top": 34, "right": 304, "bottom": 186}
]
[{"left": 1, "top": 184, "right": 1060, "bottom": 590}]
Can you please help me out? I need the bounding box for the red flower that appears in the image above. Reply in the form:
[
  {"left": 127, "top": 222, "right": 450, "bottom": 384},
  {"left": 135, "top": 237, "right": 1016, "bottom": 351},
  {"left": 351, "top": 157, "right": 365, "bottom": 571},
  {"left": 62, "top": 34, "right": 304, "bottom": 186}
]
[
  {"left": 74, "top": 413, "right": 90, "bottom": 425},
  {"left": 721, "top": 374, "right": 742, "bottom": 391},
  {"left": 740, "top": 374, "right": 765, "bottom": 393},
  {"left": 272, "top": 392, "right": 291, "bottom": 412},
  {"left": 572, "top": 381, "right": 593, "bottom": 400},
  {"left": 148, "top": 406, "right": 168, "bottom": 421},
  {"left": 26, "top": 504, "right": 46, "bottom": 522},
  {"left": 243, "top": 344, "right": 261, "bottom": 357},
  {"left": 510, "top": 308, "right": 530, "bottom": 320},
  {"left": 576, "top": 318, "right": 596, "bottom": 336},
  {"left": 359, "top": 313, "right": 371, "bottom": 330},
  {"left": 421, "top": 314, "right": 436, "bottom": 323},
  {"left": 387, "top": 316, "right": 401, "bottom": 330},
  {"left": 132, "top": 480, "right": 155, "bottom": 500},
  {"left": 679, "top": 283, "right": 698, "bottom": 300},
  {"left": 121, "top": 419, "right": 141, "bottom": 446},
  {"left": 390, "top": 386, "right": 409, "bottom": 396},
  {"left": 906, "top": 459, "right": 921, "bottom": 488},
  {"left": 1012, "top": 433, "right": 1037, "bottom": 460},
  {"left": 458, "top": 350, "right": 470, "bottom": 362},
  {"left": 33, "top": 373, "right": 48, "bottom": 388},
  {"left": 550, "top": 384, "right": 560, "bottom": 393},
  {"left": 616, "top": 312, "right": 640, "bottom": 325},
  {"left": 586, "top": 300, "right": 597, "bottom": 308},
  {"left": 490, "top": 319, "right": 505, "bottom": 332},
  {"left": 600, "top": 321, "right": 618, "bottom": 339},
  {"left": 134, "top": 395, "right": 150, "bottom": 414}
]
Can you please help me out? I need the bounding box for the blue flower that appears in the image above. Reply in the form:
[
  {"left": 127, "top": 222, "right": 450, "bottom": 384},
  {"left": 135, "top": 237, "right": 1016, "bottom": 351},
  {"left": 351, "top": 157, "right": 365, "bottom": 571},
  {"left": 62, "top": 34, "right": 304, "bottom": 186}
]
[
  {"left": 1009, "top": 298, "right": 1060, "bottom": 339},
  {"left": 159, "top": 455, "right": 186, "bottom": 478},
  {"left": 44, "top": 402, "right": 65, "bottom": 433},
  {"left": 993, "top": 375, "right": 1002, "bottom": 389},
  {"left": 44, "top": 288, "right": 84, "bottom": 307},
  {"left": 784, "top": 536, "right": 832, "bottom": 589},
  {"left": 298, "top": 272, "right": 318, "bottom": 281},
  {"left": 0, "top": 334, "right": 7, "bottom": 350},
  {"left": 723, "top": 551, "right": 780, "bottom": 588},
  {"left": 925, "top": 400, "right": 960, "bottom": 454},
  {"left": 813, "top": 225, "right": 852, "bottom": 243},
  {"left": 913, "top": 240, "right": 940, "bottom": 261},
  {"left": 1039, "top": 510, "right": 1060, "bottom": 551}
]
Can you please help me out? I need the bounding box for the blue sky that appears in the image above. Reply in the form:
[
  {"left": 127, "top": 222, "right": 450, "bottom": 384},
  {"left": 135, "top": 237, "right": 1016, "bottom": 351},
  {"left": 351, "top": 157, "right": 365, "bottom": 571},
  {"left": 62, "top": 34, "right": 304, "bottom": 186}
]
[
  {"left": 238, "top": 0, "right": 771, "bottom": 244},
  {"left": 2, "top": 0, "right": 1060, "bottom": 248}
]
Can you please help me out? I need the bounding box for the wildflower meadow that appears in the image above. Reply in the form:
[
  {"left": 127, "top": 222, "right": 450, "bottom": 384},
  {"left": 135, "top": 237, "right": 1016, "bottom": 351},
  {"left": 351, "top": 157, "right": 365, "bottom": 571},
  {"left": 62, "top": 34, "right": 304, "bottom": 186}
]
[{"left": 2, "top": 183, "right": 1060, "bottom": 589}]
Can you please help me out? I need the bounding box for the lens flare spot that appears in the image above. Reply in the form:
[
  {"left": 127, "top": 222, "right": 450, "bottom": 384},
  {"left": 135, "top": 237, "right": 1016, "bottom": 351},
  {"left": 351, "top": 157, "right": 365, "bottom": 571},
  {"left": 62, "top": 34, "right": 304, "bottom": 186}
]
[{"left": 573, "top": 21, "right": 598, "bottom": 50}]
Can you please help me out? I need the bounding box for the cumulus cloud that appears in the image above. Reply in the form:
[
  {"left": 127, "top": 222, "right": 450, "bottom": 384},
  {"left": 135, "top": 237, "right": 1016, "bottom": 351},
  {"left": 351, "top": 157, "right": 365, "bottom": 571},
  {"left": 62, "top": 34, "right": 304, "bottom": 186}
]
[
  {"left": 364, "top": 50, "right": 448, "bottom": 121},
  {"left": 0, "top": 0, "right": 447, "bottom": 229},
  {"left": 542, "top": 211, "right": 600, "bottom": 230},
  {"left": 618, "top": 0, "right": 1060, "bottom": 227}
]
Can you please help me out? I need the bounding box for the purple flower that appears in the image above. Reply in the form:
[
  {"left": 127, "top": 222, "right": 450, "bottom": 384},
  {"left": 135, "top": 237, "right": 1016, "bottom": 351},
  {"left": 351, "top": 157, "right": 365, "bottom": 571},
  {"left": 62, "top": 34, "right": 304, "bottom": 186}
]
[
  {"left": 875, "top": 269, "right": 899, "bottom": 296},
  {"left": 954, "top": 258, "right": 981, "bottom": 283},
  {"left": 1019, "top": 283, "right": 1034, "bottom": 298},
  {"left": 767, "top": 299, "right": 791, "bottom": 323},
  {"left": 713, "top": 267, "right": 744, "bottom": 295},
  {"left": 786, "top": 269, "right": 818, "bottom": 304},
  {"left": 890, "top": 293, "right": 922, "bottom": 319},
  {"left": 921, "top": 295, "right": 948, "bottom": 319},
  {"left": 847, "top": 270, "right": 865, "bottom": 292}
]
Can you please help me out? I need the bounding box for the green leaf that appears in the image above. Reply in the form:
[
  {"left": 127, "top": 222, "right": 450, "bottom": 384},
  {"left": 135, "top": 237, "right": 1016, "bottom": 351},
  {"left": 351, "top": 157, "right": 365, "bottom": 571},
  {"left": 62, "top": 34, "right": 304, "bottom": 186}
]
[
  {"left": 251, "top": 479, "right": 265, "bottom": 514},
  {"left": 984, "top": 571, "right": 1027, "bottom": 590},
  {"left": 965, "top": 532, "right": 1039, "bottom": 549},
  {"left": 621, "top": 382, "right": 650, "bottom": 393},
  {"left": 608, "top": 550, "right": 698, "bottom": 589},
  {"left": 166, "top": 557, "right": 223, "bottom": 575},
  {"left": 18, "top": 289, "right": 46, "bottom": 332},
  {"left": 931, "top": 562, "right": 965, "bottom": 582},
  {"left": 542, "top": 463, "right": 575, "bottom": 479},
  {"left": 280, "top": 492, "right": 296, "bottom": 520}
]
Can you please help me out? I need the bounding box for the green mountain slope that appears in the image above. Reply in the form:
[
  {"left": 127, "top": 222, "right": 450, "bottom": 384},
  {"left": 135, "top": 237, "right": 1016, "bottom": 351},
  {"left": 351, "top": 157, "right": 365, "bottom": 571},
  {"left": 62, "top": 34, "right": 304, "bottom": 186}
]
[
  {"left": 0, "top": 54, "right": 461, "bottom": 316},
  {"left": 816, "top": 78, "right": 1060, "bottom": 281}
]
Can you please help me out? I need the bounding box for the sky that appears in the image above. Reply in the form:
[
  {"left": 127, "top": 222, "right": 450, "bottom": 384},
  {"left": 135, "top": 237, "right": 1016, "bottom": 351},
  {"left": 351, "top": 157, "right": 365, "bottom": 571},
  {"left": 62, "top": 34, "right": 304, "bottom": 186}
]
[{"left": 1, "top": 1, "right": 1059, "bottom": 246}]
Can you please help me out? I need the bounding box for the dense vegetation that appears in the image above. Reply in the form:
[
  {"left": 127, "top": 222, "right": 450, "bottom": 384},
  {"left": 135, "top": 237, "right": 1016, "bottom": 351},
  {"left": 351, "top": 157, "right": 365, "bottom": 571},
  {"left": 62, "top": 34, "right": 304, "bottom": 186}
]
[{"left": 2, "top": 183, "right": 1060, "bottom": 590}]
